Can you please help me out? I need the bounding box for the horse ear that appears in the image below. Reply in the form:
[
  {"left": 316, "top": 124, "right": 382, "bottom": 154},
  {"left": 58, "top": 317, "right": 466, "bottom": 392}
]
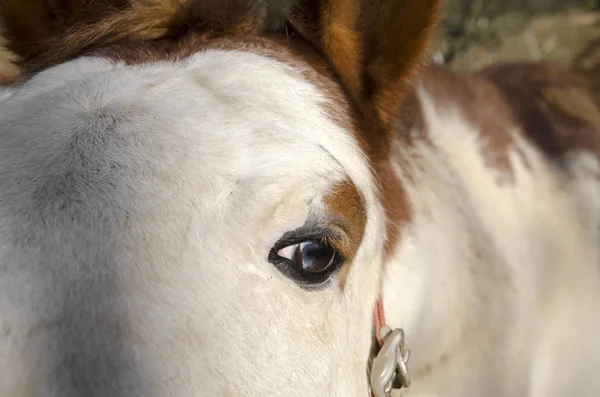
[{"left": 291, "top": 0, "right": 441, "bottom": 127}]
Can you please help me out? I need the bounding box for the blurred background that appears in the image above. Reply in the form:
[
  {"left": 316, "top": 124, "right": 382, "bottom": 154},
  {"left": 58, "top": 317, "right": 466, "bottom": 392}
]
[
  {"left": 0, "top": 0, "right": 599, "bottom": 79},
  {"left": 434, "top": 0, "right": 600, "bottom": 70}
]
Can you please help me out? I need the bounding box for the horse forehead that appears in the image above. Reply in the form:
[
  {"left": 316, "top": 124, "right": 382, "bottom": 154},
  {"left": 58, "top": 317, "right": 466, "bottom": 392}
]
[
  {"left": 0, "top": 47, "right": 375, "bottom": 289},
  {"left": 4, "top": 49, "right": 363, "bottom": 186}
]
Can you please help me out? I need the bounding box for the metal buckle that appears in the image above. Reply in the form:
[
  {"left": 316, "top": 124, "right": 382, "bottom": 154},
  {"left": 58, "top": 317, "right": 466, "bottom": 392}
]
[{"left": 367, "top": 325, "right": 411, "bottom": 397}]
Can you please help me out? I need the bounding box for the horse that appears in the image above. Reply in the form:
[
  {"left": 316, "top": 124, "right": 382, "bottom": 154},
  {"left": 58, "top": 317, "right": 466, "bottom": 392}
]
[{"left": 0, "top": 1, "right": 599, "bottom": 396}]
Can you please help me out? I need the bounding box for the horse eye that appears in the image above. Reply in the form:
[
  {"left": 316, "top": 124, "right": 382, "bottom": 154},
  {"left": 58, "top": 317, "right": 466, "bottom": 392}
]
[{"left": 277, "top": 241, "right": 336, "bottom": 274}]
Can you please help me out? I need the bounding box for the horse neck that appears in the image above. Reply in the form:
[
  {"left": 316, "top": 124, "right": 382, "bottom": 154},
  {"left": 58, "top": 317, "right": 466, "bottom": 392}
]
[{"left": 377, "top": 74, "right": 600, "bottom": 395}]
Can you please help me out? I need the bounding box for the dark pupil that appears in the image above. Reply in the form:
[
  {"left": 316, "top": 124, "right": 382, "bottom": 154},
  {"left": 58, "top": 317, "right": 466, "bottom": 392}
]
[{"left": 293, "top": 241, "right": 335, "bottom": 274}]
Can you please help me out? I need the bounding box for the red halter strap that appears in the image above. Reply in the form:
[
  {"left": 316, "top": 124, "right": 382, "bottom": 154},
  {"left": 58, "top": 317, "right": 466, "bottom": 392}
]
[{"left": 373, "top": 294, "right": 386, "bottom": 347}]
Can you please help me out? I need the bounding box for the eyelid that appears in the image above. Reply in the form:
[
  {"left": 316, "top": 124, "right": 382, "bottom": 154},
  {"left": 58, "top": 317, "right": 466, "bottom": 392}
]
[{"left": 272, "top": 226, "right": 335, "bottom": 250}]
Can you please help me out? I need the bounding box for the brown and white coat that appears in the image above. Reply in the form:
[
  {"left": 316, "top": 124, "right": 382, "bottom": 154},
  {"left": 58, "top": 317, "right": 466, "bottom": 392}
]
[{"left": 0, "top": 1, "right": 599, "bottom": 396}]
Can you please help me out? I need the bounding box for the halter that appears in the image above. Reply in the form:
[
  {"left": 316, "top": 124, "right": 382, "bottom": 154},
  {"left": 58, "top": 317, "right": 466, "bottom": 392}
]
[{"left": 367, "top": 294, "right": 411, "bottom": 397}]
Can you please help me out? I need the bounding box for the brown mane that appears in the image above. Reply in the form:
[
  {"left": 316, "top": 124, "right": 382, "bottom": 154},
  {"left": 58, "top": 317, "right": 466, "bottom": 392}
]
[{"left": 0, "top": 0, "right": 297, "bottom": 72}]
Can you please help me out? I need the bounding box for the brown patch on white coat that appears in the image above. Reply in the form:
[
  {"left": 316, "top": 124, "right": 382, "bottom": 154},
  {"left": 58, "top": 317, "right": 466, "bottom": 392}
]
[
  {"left": 391, "top": 57, "right": 600, "bottom": 187},
  {"left": 322, "top": 180, "right": 366, "bottom": 291},
  {"left": 404, "top": 64, "right": 518, "bottom": 175}
]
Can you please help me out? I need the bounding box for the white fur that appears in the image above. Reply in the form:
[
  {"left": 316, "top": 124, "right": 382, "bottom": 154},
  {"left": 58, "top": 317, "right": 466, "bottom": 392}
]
[
  {"left": 384, "top": 88, "right": 600, "bottom": 396},
  {"left": 0, "top": 50, "right": 386, "bottom": 396}
]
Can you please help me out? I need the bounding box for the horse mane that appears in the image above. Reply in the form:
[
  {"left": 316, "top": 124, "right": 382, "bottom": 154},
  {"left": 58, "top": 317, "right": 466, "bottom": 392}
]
[{"left": 0, "top": 0, "right": 299, "bottom": 72}]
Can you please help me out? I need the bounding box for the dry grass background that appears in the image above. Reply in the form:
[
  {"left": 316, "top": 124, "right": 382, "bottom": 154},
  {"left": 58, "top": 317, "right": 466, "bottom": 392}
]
[
  {"left": 435, "top": 11, "right": 600, "bottom": 71},
  {"left": 434, "top": 1, "right": 600, "bottom": 70}
]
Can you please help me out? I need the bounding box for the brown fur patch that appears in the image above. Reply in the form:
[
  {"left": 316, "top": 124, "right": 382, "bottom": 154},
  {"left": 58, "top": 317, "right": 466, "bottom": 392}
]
[
  {"left": 418, "top": 65, "right": 518, "bottom": 173},
  {"left": 374, "top": 156, "right": 411, "bottom": 258},
  {"left": 480, "top": 62, "right": 600, "bottom": 161},
  {"left": 323, "top": 180, "right": 366, "bottom": 291},
  {"left": 390, "top": 59, "right": 600, "bottom": 183}
]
